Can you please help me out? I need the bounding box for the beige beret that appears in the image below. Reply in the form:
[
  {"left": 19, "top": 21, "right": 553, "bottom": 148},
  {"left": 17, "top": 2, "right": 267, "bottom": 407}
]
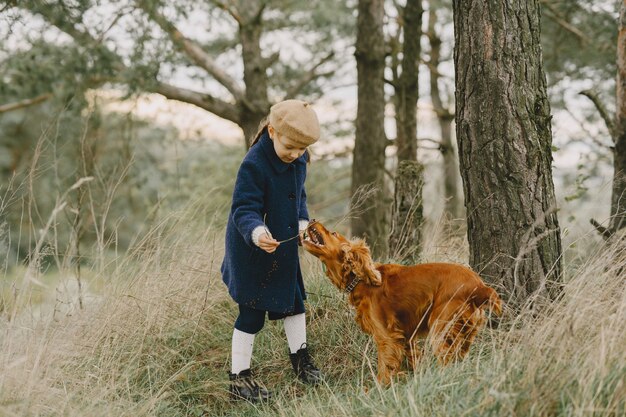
[{"left": 269, "top": 100, "right": 320, "bottom": 146}]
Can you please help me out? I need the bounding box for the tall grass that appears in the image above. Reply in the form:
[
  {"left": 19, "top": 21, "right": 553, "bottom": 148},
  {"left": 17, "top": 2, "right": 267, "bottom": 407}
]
[
  {"left": 1, "top": 108, "right": 623, "bottom": 416},
  {"left": 1, "top": 199, "right": 624, "bottom": 416}
]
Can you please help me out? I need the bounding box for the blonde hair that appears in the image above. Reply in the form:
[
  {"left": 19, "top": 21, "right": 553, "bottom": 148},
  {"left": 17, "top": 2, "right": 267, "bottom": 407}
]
[{"left": 250, "top": 116, "right": 269, "bottom": 148}]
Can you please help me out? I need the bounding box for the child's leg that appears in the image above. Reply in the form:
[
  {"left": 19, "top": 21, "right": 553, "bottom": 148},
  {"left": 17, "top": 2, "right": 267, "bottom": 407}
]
[
  {"left": 232, "top": 305, "right": 266, "bottom": 374},
  {"left": 283, "top": 313, "right": 307, "bottom": 353},
  {"left": 281, "top": 283, "right": 307, "bottom": 353}
]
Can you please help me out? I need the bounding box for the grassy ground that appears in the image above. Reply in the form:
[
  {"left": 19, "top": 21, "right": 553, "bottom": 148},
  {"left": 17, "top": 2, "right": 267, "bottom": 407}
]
[{"left": 1, "top": 207, "right": 625, "bottom": 417}]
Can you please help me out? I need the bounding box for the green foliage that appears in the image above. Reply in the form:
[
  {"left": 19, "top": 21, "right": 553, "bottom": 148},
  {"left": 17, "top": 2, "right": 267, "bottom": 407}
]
[
  {"left": 0, "top": 102, "right": 221, "bottom": 264},
  {"left": 541, "top": 1, "right": 618, "bottom": 91},
  {"left": 1, "top": 0, "right": 355, "bottom": 115}
]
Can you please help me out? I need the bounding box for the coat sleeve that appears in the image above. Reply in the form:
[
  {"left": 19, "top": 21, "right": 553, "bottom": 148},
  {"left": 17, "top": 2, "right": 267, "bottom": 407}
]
[{"left": 231, "top": 160, "right": 266, "bottom": 247}]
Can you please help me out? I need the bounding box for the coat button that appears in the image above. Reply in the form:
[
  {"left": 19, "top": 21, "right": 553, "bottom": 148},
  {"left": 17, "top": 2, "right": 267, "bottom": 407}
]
[{"left": 288, "top": 192, "right": 296, "bottom": 200}]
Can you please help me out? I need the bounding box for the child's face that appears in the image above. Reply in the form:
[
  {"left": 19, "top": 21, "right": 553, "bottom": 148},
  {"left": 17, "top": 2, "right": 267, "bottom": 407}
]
[{"left": 268, "top": 125, "right": 307, "bottom": 163}]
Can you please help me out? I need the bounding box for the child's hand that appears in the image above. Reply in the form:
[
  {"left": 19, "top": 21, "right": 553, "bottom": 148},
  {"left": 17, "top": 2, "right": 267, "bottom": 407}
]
[{"left": 258, "top": 232, "right": 280, "bottom": 253}]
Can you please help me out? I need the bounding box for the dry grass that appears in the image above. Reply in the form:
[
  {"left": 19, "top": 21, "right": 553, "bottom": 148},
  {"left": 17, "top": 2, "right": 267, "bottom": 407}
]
[
  {"left": 0, "top": 132, "right": 624, "bottom": 416},
  {"left": 1, "top": 203, "right": 624, "bottom": 416}
]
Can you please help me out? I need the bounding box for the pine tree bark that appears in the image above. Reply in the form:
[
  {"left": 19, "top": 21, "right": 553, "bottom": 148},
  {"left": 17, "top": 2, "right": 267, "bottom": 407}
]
[
  {"left": 352, "top": 0, "right": 388, "bottom": 258},
  {"left": 389, "top": 0, "right": 425, "bottom": 260},
  {"left": 453, "top": 0, "right": 563, "bottom": 304},
  {"left": 389, "top": 161, "right": 424, "bottom": 263},
  {"left": 239, "top": 5, "right": 272, "bottom": 147},
  {"left": 394, "top": 0, "right": 423, "bottom": 162},
  {"left": 612, "top": 0, "right": 626, "bottom": 232}
]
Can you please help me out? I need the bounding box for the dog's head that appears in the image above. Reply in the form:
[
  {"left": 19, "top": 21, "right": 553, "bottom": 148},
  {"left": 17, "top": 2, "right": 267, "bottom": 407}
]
[{"left": 302, "top": 220, "right": 382, "bottom": 290}]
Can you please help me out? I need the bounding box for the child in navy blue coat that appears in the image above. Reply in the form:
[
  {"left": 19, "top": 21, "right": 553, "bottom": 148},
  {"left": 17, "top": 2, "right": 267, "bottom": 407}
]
[{"left": 221, "top": 100, "right": 323, "bottom": 402}]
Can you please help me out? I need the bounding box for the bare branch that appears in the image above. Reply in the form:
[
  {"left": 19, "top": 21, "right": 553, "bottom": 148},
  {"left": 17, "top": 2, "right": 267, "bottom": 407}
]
[
  {"left": 579, "top": 89, "right": 616, "bottom": 141},
  {"left": 384, "top": 77, "right": 398, "bottom": 88},
  {"left": 564, "top": 102, "right": 613, "bottom": 149},
  {"left": 262, "top": 51, "right": 280, "bottom": 71},
  {"left": 0, "top": 93, "right": 52, "bottom": 113},
  {"left": 210, "top": 0, "right": 242, "bottom": 23},
  {"left": 284, "top": 52, "right": 336, "bottom": 99},
  {"left": 136, "top": 0, "right": 245, "bottom": 102},
  {"left": 96, "top": 6, "right": 134, "bottom": 44},
  {"left": 590, "top": 218, "right": 614, "bottom": 240},
  {"left": 153, "top": 82, "right": 240, "bottom": 124}
]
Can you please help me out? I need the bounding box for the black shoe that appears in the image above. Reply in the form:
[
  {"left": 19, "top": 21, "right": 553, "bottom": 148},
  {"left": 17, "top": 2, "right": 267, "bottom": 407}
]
[
  {"left": 228, "top": 369, "right": 271, "bottom": 402},
  {"left": 289, "top": 344, "right": 323, "bottom": 385}
]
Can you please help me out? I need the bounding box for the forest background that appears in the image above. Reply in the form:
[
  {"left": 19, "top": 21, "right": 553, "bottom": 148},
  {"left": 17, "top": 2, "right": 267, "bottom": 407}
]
[{"left": 0, "top": 1, "right": 624, "bottom": 416}]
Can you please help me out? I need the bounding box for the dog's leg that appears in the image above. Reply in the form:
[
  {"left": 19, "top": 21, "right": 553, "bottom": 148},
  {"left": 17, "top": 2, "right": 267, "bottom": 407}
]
[
  {"left": 374, "top": 332, "right": 405, "bottom": 385},
  {"left": 429, "top": 304, "right": 483, "bottom": 364},
  {"left": 405, "top": 338, "right": 422, "bottom": 371}
]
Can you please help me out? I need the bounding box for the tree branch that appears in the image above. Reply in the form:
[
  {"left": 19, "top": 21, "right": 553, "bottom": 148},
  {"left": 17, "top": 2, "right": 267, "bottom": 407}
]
[
  {"left": 284, "top": 52, "right": 335, "bottom": 99},
  {"left": 590, "top": 218, "right": 614, "bottom": 240},
  {"left": 13, "top": 2, "right": 243, "bottom": 126},
  {"left": 579, "top": 89, "right": 616, "bottom": 141},
  {"left": 136, "top": 0, "right": 245, "bottom": 102},
  {"left": 153, "top": 82, "right": 240, "bottom": 124},
  {"left": 210, "top": 0, "right": 242, "bottom": 24},
  {"left": 262, "top": 51, "right": 280, "bottom": 71},
  {"left": 0, "top": 93, "right": 52, "bottom": 113},
  {"left": 540, "top": 1, "right": 592, "bottom": 46}
]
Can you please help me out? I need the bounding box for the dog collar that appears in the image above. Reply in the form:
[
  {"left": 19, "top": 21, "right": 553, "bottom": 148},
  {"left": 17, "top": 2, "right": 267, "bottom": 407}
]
[{"left": 344, "top": 273, "right": 361, "bottom": 293}]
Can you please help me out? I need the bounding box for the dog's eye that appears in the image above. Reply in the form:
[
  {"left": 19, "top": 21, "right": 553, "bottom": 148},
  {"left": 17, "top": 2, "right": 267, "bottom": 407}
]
[{"left": 332, "top": 232, "right": 337, "bottom": 236}]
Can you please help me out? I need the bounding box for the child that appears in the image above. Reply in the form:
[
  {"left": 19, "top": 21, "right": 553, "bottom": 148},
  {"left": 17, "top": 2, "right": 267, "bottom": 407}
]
[{"left": 221, "top": 99, "right": 323, "bottom": 402}]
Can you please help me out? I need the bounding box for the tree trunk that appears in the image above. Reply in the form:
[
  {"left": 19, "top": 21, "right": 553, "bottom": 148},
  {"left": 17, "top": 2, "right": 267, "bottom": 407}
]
[
  {"left": 352, "top": 0, "right": 388, "bottom": 258},
  {"left": 389, "top": 0, "right": 424, "bottom": 259},
  {"left": 611, "top": 0, "right": 626, "bottom": 232},
  {"left": 395, "top": 0, "right": 423, "bottom": 162},
  {"left": 239, "top": 5, "right": 271, "bottom": 148},
  {"left": 389, "top": 160, "right": 424, "bottom": 263},
  {"left": 453, "top": 0, "right": 563, "bottom": 305},
  {"left": 427, "top": 10, "right": 462, "bottom": 220}
]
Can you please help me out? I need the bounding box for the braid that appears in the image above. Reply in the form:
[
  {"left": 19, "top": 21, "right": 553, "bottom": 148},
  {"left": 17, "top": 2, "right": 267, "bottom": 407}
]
[{"left": 249, "top": 117, "right": 269, "bottom": 148}]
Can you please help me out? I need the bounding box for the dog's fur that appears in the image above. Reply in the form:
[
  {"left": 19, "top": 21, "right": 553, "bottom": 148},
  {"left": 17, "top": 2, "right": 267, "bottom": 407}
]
[{"left": 302, "top": 221, "right": 502, "bottom": 384}]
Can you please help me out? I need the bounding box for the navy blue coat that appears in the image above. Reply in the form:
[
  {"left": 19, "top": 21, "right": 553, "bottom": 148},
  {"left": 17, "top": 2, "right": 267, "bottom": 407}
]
[{"left": 221, "top": 130, "right": 309, "bottom": 313}]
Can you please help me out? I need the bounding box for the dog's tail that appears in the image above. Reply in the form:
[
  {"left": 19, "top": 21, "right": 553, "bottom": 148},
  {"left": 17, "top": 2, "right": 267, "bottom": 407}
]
[{"left": 470, "top": 286, "right": 503, "bottom": 316}]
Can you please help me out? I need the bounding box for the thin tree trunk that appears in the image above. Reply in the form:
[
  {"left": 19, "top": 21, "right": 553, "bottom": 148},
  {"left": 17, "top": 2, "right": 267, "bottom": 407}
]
[
  {"left": 352, "top": 0, "right": 388, "bottom": 258},
  {"left": 389, "top": 160, "right": 423, "bottom": 263},
  {"left": 427, "top": 10, "right": 462, "bottom": 220},
  {"left": 611, "top": 0, "right": 626, "bottom": 231},
  {"left": 395, "top": 0, "right": 423, "bottom": 162},
  {"left": 453, "top": 0, "right": 563, "bottom": 305},
  {"left": 389, "top": 0, "right": 425, "bottom": 259}
]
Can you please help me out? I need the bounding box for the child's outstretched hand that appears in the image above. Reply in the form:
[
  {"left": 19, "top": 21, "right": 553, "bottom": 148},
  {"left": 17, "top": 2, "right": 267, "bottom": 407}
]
[{"left": 258, "top": 232, "right": 280, "bottom": 253}]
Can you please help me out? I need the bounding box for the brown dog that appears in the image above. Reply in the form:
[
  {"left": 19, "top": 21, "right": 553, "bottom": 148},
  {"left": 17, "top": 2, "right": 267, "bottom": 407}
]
[{"left": 302, "top": 221, "right": 502, "bottom": 384}]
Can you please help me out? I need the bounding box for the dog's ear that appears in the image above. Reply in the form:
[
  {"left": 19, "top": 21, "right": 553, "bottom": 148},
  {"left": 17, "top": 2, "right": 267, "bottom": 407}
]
[{"left": 342, "top": 240, "right": 382, "bottom": 286}]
